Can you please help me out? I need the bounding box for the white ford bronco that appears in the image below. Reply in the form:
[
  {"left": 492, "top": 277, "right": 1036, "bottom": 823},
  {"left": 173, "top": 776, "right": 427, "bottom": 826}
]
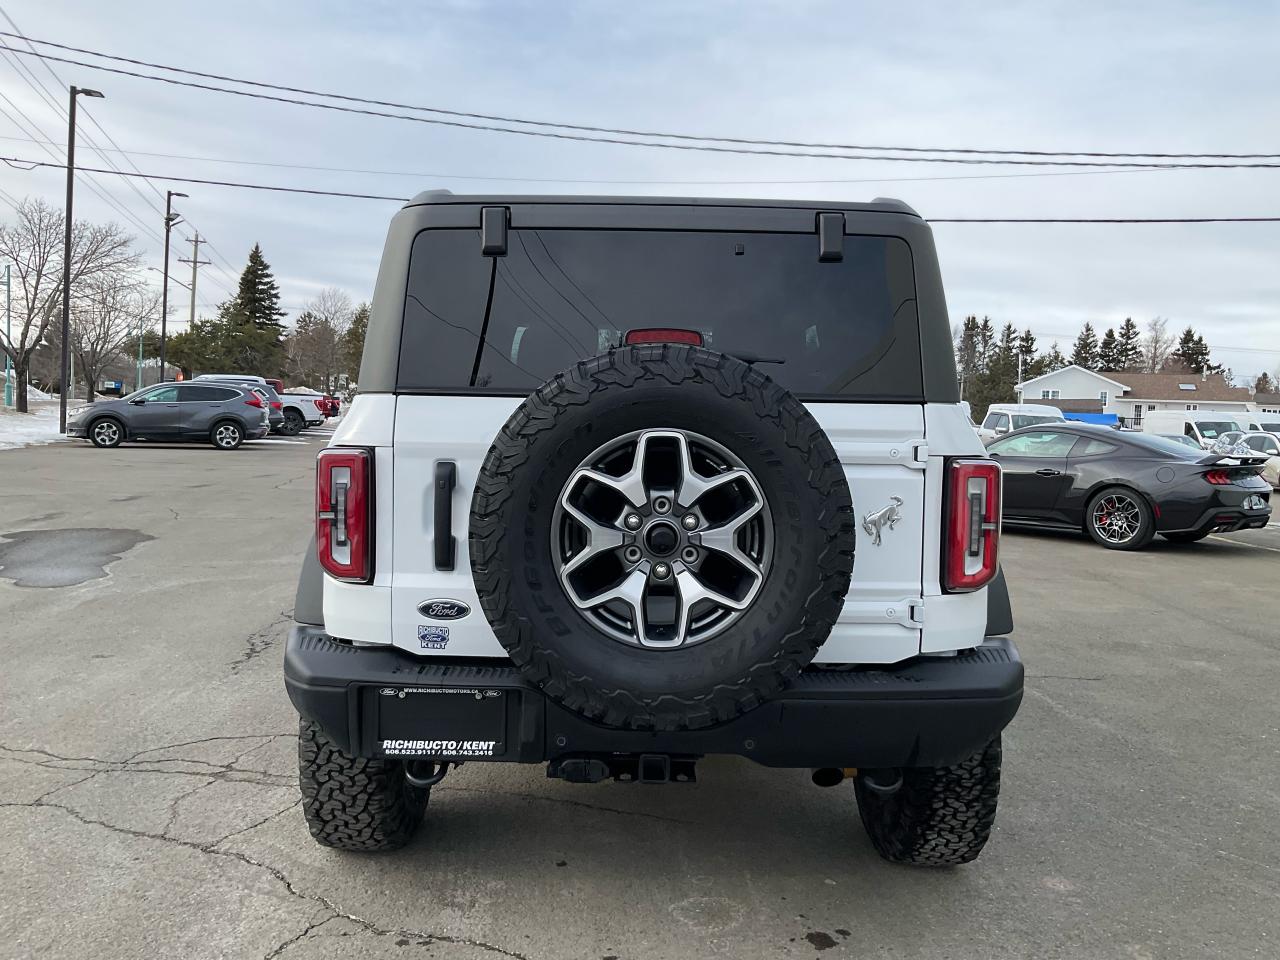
[{"left": 284, "top": 193, "right": 1022, "bottom": 865}]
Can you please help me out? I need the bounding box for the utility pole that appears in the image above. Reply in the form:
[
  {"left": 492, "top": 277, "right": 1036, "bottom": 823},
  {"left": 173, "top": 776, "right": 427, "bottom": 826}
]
[
  {"left": 2, "top": 264, "right": 11, "bottom": 407},
  {"left": 158, "top": 190, "right": 187, "bottom": 377},
  {"left": 59, "top": 85, "right": 104, "bottom": 432},
  {"left": 177, "top": 233, "right": 210, "bottom": 332}
]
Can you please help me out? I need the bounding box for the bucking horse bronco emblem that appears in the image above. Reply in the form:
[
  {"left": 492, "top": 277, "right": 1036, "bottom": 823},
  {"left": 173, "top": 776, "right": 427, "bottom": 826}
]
[{"left": 861, "top": 496, "right": 904, "bottom": 546}]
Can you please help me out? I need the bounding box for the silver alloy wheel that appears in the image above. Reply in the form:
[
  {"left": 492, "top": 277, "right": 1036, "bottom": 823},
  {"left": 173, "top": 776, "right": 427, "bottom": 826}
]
[
  {"left": 214, "top": 423, "right": 241, "bottom": 448},
  {"left": 1091, "top": 492, "right": 1142, "bottom": 544},
  {"left": 551, "top": 428, "right": 772, "bottom": 648},
  {"left": 92, "top": 420, "right": 119, "bottom": 446}
]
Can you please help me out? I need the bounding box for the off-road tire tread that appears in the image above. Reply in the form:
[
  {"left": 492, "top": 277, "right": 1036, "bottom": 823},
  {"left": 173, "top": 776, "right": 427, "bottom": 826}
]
[
  {"left": 297, "top": 718, "right": 427, "bottom": 851},
  {"left": 470, "top": 343, "right": 854, "bottom": 732},
  {"left": 855, "top": 736, "right": 1002, "bottom": 866}
]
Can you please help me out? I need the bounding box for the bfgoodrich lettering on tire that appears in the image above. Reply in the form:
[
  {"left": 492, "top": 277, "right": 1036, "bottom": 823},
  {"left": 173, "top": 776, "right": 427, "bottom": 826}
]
[
  {"left": 297, "top": 718, "right": 427, "bottom": 851},
  {"left": 469, "top": 344, "right": 855, "bottom": 732}
]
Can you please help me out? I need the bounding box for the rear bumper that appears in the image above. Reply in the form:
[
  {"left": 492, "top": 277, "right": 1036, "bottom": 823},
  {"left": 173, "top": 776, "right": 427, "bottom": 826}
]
[
  {"left": 1162, "top": 497, "right": 1270, "bottom": 534},
  {"left": 283, "top": 625, "right": 1023, "bottom": 769}
]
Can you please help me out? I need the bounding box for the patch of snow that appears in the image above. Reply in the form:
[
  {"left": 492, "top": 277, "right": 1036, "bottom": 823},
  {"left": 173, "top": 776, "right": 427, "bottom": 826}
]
[{"left": 0, "top": 401, "right": 87, "bottom": 451}]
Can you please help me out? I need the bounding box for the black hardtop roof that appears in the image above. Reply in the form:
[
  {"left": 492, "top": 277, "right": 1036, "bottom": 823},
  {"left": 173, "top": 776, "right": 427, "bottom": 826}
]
[{"left": 404, "top": 189, "right": 921, "bottom": 218}]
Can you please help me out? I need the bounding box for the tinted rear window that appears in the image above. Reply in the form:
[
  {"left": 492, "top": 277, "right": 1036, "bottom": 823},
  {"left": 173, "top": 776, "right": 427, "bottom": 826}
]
[
  {"left": 398, "top": 228, "right": 922, "bottom": 398},
  {"left": 184, "top": 385, "right": 238, "bottom": 402}
]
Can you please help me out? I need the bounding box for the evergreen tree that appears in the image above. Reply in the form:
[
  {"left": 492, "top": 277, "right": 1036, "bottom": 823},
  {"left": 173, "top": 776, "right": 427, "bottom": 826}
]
[
  {"left": 1097, "top": 328, "right": 1119, "bottom": 371},
  {"left": 1016, "top": 328, "right": 1037, "bottom": 377},
  {"left": 341, "top": 302, "right": 369, "bottom": 383},
  {"left": 216, "top": 244, "right": 287, "bottom": 374},
  {"left": 1255, "top": 371, "right": 1276, "bottom": 395},
  {"left": 1166, "top": 326, "right": 1218, "bottom": 374},
  {"left": 1071, "top": 322, "right": 1100, "bottom": 370},
  {"left": 977, "top": 316, "right": 995, "bottom": 369},
  {"left": 1115, "top": 317, "right": 1143, "bottom": 370},
  {"left": 970, "top": 323, "right": 1019, "bottom": 417},
  {"left": 1041, "top": 341, "right": 1067, "bottom": 372},
  {"left": 230, "top": 244, "right": 286, "bottom": 333},
  {"left": 955, "top": 315, "right": 982, "bottom": 391}
]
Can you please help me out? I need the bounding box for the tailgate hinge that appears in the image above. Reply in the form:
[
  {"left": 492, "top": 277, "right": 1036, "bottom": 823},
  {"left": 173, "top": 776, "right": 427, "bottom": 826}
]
[{"left": 912, "top": 440, "right": 929, "bottom": 464}]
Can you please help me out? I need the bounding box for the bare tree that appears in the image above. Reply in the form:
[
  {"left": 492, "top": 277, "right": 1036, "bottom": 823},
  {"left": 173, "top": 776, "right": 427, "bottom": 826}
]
[
  {"left": 0, "top": 197, "right": 137, "bottom": 410},
  {"left": 1141, "top": 316, "right": 1174, "bottom": 373},
  {"left": 285, "top": 288, "right": 353, "bottom": 391},
  {"left": 70, "top": 270, "right": 160, "bottom": 398}
]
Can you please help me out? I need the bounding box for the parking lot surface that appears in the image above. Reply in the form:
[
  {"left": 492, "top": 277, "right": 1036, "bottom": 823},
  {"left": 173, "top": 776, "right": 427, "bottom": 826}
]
[{"left": 1, "top": 432, "right": 1277, "bottom": 959}]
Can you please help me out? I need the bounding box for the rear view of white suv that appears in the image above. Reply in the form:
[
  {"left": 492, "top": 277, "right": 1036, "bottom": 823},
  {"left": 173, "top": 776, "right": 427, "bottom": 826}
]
[{"left": 284, "top": 193, "right": 1022, "bottom": 865}]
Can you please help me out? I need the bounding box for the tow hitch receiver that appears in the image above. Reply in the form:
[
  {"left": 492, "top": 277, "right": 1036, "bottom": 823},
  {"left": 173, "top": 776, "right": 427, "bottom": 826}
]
[{"left": 548, "top": 755, "right": 697, "bottom": 784}]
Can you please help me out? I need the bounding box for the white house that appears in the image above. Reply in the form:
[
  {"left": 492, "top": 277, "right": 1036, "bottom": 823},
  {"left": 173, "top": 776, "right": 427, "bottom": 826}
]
[{"left": 1015, "top": 365, "right": 1253, "bottom": 427}]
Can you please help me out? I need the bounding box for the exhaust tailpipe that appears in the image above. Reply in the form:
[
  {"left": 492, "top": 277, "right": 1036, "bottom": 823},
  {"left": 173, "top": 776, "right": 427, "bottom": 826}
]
[{"left": 810, "top": 767, "right": 846, "bottom": 788}]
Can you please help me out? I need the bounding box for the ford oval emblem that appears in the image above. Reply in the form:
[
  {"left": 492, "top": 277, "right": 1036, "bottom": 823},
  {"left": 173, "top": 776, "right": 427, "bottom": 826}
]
[{"left": 418, "top": 599, "right": 471, "bottom": 620}]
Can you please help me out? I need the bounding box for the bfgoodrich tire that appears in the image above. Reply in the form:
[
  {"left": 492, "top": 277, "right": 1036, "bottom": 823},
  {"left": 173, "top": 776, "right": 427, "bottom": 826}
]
[
  {"left": 855, "top": 736, "right": 1003, "bottom": 866},
  {"left": 297, "top": 718, "right": 428, "bottom": 852},
  {"left": 470, "top": 344, "right": 855, "bottom": 732}
]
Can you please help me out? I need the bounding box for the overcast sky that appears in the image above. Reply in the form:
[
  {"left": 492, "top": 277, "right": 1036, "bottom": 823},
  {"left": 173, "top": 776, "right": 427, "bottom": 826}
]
[{"left": 1, "top": 1, "right": 1277, "bottom": 379}]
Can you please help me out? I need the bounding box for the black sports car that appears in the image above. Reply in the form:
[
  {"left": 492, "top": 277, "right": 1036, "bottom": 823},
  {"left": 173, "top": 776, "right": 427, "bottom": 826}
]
[{"left": 986, "top": 423, "right": 1271, "bottom": 549}]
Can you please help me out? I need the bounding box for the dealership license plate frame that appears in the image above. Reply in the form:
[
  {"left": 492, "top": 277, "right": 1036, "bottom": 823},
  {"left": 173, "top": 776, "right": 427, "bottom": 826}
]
[{"left": 373, "top": 685, "right": 509, "bottom": 758}]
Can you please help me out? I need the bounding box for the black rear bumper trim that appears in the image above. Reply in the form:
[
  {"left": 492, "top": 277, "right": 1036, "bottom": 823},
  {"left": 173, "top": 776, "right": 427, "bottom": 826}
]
[{"left": 283, "top": 626, "right": 1023, "bottom": 769}]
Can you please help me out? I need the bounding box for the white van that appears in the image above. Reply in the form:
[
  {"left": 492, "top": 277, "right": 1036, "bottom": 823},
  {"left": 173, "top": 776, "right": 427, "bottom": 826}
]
[
  {"left": 976, "top": 403, "right": 1066, "bottom": 443},
  {"left": 1139, "top": 410, "right": 1247, "bottom": 449}
]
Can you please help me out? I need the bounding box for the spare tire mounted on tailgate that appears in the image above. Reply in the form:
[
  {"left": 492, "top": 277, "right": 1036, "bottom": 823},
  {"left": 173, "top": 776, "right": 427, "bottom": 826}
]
[{"left": 470, "top": 343, "right": 855, "bottom": 731}]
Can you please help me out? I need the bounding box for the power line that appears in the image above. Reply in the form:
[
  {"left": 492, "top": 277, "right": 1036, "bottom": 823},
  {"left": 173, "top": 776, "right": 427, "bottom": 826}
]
[
  {"left": 3, "top": 29, "right": 1277, "bottom": 163},
  {"left": 8, "top": 155, "right": 1280, "bottom": 223},
  {"left": 0, "top": 132, "right": 1200, "bottom": 186},
  {"left": 0, "top": 32, "right": 166, "bottom": 244},
  {"left": 1, "top": 155, "right": 410, "bottom": 199},
  {"left": 1, "top": 43, "right": 1278, "bottom": 170},
  {"left": 0, "top": 80, "right": 162, "bottom": 243},
  {"left": 0, "top": 9, "right": 238, "bottom": 302}
]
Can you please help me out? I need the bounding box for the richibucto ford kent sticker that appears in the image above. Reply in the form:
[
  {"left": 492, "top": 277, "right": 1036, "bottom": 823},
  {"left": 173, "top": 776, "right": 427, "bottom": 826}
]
[{"left": 418, "top": 625, "right": 449, "bottom": 649}]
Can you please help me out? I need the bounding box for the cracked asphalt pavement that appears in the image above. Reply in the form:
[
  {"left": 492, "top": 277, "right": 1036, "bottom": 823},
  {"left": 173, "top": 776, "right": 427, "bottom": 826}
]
[{"left": 2, "top": 432, "right": 1279, "bottom": 959}]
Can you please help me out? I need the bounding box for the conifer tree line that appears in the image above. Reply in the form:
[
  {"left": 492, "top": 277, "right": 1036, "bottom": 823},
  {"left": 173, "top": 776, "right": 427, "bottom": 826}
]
[{"left": 955, "top": 314, "right": 1236, "bottom": 419}]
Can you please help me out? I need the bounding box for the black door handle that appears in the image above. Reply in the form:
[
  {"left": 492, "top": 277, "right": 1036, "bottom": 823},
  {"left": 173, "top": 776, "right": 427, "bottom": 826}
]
[
  {"left": 434, "top": 461, "right": 457, "bottom": 570},
  {"left": 1035, "top": 468, "right": 1062, "bottom": 477}
]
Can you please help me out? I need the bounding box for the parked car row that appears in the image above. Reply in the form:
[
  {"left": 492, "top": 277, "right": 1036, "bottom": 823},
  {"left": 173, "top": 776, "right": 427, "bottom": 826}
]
[{"left": 66, "top": 375, "right": 341, "bottom": 450}]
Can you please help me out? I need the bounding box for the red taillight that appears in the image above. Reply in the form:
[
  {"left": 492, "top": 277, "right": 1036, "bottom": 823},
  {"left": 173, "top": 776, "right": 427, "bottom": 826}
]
[
  {"left": 1204, "top": 469, "right": 1231, "bottom": 485},
  {"left": 624, "top": 327, "right": 704, "bottom": 346},
  {"left": 271, "top": 401, "right": 282, "bottom": 410},
  {"left": 244, "top": 393, "right": 263, "bottom": 408},
  {"left": 317, "top": 447, "right": 373, "bottom": 582},
  {"left": 944, "top": 458, "right": 1001, "bottom": 593}
]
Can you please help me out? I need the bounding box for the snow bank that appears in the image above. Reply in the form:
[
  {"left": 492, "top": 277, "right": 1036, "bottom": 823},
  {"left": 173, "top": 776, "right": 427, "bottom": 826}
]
[{"left": 0, "top": 404, "right": 69, "bottom": 451}]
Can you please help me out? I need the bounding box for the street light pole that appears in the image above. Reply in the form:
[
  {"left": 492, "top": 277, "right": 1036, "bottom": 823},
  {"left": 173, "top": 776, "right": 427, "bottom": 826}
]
[
  {"left": 59, "top": 84, "right": 104, "bottom": 433},
  {"left": 159, "top": 190, "right": 186, "bottom": 378}
]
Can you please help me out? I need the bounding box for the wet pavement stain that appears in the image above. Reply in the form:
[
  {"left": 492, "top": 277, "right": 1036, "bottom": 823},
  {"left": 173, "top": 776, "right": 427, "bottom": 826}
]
[
  {"left": 805, "top": 931, "right": 839, "bottom": 951},
  {"left": 0, "top": 528, "right": 154, "bottom": 587}
]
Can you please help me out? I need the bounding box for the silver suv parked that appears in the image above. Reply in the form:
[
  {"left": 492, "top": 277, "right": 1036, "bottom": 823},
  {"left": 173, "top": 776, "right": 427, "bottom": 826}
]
[{"left": 67, "top": 381, "right": 270, "bottom": 449}]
